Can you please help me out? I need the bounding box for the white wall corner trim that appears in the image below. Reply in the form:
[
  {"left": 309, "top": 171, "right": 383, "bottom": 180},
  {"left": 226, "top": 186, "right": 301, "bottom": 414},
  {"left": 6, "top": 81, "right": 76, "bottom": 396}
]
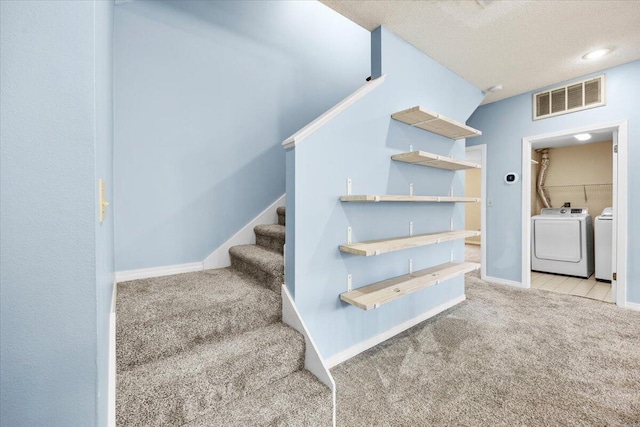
[
  {"left": 325, "top": 294, "right": 466, "bottom": 369},
  {"left": 281, "top": 285, "right": 337, "bottom": 427},
  {"left": 108, "top": 276, "right": 117, "bottom": 427},
  {"left": 282, "top": 75, "right": 386, "bottom": 149},
  {"left": 483, "top": 275, "right": 524, "bottom": 288},
  {"left": 203, "top": 194, "right": 286, "bottom": 270},
  {"left": 625, "top": 302, "right": 640, "bottom": 312},
  {"left": 115, "top": 262, "right": 203, "bottom": 283}
]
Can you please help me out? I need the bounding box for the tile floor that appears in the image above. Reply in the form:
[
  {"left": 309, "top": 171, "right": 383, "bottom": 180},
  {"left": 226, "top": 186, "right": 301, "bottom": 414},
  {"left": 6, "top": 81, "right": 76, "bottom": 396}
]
[
  {"left": 530, "top": 271, "right": 613, "bottom": 303},
  {"left": 465, "top": 244, "right": 613, "bottom": 304}
]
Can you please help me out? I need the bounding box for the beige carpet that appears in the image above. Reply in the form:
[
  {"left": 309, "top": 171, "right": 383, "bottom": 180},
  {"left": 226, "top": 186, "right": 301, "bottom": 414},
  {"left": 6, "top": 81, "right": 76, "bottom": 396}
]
[{"left": 332, "top": 275, "right": 640, "bottom": 426}]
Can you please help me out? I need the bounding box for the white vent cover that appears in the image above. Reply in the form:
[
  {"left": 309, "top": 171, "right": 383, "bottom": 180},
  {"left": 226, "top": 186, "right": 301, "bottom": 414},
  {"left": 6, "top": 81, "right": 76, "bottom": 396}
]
[{"left": 533, "top": 75, "right": 605, "bottom": 120}]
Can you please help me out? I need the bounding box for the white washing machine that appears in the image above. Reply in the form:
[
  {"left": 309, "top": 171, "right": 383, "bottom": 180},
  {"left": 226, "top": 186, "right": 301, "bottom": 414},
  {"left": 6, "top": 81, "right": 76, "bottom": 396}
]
[
  {"left": 531, "top": 207, "right": 594, "bottom": 278},
  {"left": 595, "top": 207, "right": 613, "bottom": 282}
]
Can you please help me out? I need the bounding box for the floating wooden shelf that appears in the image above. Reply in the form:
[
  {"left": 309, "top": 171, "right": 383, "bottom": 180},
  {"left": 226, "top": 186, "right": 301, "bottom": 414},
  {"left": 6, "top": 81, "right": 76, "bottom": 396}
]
[
  {"left": 391, "top": 106, "right": 481, "bottom": 139},
  {"left": 339, "top": 230, "right": 480, "bottom": 257},
  {"left": 392, "top": 150, "right": 481, "bottom": 171},
  {"left": 340, "top": 261, "right": 480, "bottom": 310},
  {"left": 340, "top": 195, "right": 480, "bottom": 203}
]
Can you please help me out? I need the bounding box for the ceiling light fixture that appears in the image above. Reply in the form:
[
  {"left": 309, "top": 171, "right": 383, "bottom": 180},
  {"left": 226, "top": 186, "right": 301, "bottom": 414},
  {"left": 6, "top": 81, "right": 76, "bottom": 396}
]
[
  {"left": 582, "top": 48, "right": 612, "bottom": 60},
  {"left": 574, "top": 133, "right": 592, "bottom": 141},
  {"left": 487, "top": 85, "right": 503, "bottom": 92}
]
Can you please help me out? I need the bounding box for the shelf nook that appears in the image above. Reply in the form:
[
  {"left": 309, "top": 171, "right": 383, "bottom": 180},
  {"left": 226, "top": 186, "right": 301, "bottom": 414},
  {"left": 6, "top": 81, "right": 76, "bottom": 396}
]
[
  {"left": 339, "top": 230, "right": 480, "bottom": 257},
  {"left": 340, "top": 261, "right": 480, "bottom": 310},
  {"left": 391, "top": 106, "right": 482, "bottom": 139},
  {"left": 340, "top": 195, "right": 480, "bottom": 203},
  {"left": 392, "top": 150, "right": 481, "bottom": 170}
]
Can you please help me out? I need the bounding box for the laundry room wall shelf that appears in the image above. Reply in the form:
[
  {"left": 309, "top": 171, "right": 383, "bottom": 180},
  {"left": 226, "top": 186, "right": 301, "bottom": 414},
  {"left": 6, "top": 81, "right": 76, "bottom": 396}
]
[
  {"left": 391, "top": 106, "right": 482, "bottom": 139},
  {"left": 391, "top": 150, "right": 481, "bottom": 170},
  {"left": 340, "top": 195, "right": 480, "bottom": 203},
  {"left": 339, "top": 230, "right": 481, "bottom": 257},
  {"left": 340, "top": 261, "right": 480, "bottom": 310}
]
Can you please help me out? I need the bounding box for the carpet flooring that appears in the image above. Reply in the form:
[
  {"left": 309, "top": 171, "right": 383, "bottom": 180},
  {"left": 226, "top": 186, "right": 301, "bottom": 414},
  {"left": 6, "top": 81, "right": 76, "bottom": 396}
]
[
  {"left": 117, "top": 207, "right": 332, "bottom": 426},
  {"left": 332, "top": 274, "right": 640, "bottom": 426}
]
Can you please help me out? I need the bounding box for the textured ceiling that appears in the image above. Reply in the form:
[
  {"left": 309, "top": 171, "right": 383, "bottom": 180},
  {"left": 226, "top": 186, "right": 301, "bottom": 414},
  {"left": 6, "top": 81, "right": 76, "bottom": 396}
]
[{"left": 320, "top": 0, "right": 640, "bottom": 104}]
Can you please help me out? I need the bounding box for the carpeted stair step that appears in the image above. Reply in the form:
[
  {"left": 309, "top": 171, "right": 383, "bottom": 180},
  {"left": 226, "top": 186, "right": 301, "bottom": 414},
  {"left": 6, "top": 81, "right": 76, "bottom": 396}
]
[
  {"left": 277, "top": 205, "right": 286, "bottom": 226},
  {"left": 117, "top": 323, "right": 305, "bottom": 427},
  {"left": 116, "top": 268, "right": 281, "bottom": 371},
  {"left": 185, "top": 370, "right": 332, "bottom": 427},
  {"left": 254, "top": 223, "right": 285, "bottom": 254},
  {"left": 229, "top": 244, "right": 284, "bottom": 293}
]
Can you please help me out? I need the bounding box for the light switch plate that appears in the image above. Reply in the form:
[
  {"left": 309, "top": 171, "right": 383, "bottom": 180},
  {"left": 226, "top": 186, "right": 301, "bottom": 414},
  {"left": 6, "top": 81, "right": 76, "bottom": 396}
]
[{"left": 99, "top": 179, "right": 110, "bottom": 223}]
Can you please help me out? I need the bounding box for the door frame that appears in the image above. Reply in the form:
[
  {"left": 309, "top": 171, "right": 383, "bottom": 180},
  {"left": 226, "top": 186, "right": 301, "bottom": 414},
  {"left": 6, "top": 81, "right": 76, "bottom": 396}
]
[
  {"left": 466, "top": 144, "right": 487, "bottom": 280},
  {"left": 521, "top": 121, "right": 628, "bottom": 307}
]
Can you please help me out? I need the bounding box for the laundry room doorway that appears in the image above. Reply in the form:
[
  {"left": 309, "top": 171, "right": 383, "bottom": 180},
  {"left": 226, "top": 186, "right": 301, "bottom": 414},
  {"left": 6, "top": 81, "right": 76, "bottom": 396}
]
[
  {"left": 465, "top": 144, "right": 486, "bottom": 279},
  {"left": 521, "top": 122, "right": 628, "bottom": 307}
]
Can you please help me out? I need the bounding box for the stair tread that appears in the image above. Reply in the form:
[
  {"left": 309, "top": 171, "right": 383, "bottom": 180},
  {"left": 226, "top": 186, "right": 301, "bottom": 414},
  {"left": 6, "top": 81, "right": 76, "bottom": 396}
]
[
  {"left": 185, "top": 370, "right": 332, "bottom": 427},
  {"left": 254, "top": 223, "right": 285, "bottom": 239},
  {"left": 117, "top": 323, "right": 304, "bottom": 426},
  {"left": 229, "top": 244, "right": 284, "bottom": 276},
  {"left": 117, "top": 267, "right": 281, "bottom": 371}
]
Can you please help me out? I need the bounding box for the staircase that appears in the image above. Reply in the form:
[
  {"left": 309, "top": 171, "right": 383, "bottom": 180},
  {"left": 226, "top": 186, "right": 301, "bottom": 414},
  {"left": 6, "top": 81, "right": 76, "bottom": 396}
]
[{"left": 116, "top": 206, "right": 332, "bottom": 426}]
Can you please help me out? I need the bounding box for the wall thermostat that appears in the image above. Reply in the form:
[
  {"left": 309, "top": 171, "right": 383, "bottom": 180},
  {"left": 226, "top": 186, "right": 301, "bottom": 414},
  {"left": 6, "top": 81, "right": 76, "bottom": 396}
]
[{"left": 504, "top": 172, "right": 519, "bottom": 184}]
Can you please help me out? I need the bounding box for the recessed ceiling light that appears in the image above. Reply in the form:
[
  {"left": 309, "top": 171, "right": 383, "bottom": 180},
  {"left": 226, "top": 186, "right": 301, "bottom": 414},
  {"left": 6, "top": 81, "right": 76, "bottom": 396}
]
[
  {"left": 574, "top": 133, "right": 592, "bottom": 141},
  {"left": 582, "top": 48, "right": 612, "bottom": 60},
  {"left": 487, "top": 85, "right": 503, "bottom": 92}
]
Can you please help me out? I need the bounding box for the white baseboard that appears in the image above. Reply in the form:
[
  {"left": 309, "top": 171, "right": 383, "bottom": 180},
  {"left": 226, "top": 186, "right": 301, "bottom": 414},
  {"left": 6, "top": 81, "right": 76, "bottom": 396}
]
[
  {"left": 325, "top": 294, "right": 466, "bottom": 369},
  {"left": 115, "top": 262, "right": 203, "bottom": 283},
  {"left": 203, "top": 194, "right": 286, "bottom": 270},
  {"left": 625, "top": 301, "right": 640, "bottom": 312},
  {"left": 482, "top": 275, "right": 524, "bottom": 288},
  {"left": 108, "top": 276, "right": 117, "bottom": 427},
  {"left": 281, "top": 285, "right": 336, "bottom": 427}
]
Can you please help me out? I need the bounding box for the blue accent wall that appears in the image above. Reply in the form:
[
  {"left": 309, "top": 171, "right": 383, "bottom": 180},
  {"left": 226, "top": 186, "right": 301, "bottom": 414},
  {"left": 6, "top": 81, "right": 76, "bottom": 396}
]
[
  {"left": 467, "top": 61, "right": 640, "bottom": 303},
  {"left": 113, "top": 0, "right": 370, "bottom": 271},
  {"left": 288, "top": 27, "right": 485, "bottom": 360},
  {"left": 0, "top": 1, "right": 114, "bottom": 425}
]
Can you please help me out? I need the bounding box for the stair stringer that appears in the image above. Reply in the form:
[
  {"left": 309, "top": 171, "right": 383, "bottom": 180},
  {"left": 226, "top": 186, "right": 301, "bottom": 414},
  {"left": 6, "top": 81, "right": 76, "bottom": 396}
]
[{"left": 281, "top": 284, "right": 336, "bottom": 427}]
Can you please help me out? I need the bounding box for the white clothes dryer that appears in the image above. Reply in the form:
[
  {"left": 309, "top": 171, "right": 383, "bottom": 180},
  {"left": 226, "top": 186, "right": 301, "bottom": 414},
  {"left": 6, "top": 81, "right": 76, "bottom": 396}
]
[{"left": 531, "top": 207, "right": 594, "bottom": 278}]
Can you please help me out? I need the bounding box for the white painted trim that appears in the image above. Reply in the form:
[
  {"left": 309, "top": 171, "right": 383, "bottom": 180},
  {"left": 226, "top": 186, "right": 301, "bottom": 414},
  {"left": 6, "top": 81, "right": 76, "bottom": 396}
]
[
  {"left": 282, "top": 75, "right": 386, "bottom": 149},
  {"left": 108, "top": 276, "right": 117, "bottom": 427},
  {"left": 521, "top": 137, "right": 532, "bottom": 289},
  {"left": 203, "top": 194, "right": 286, "bottom": 270},
  {"left": 281, "top": 285, "right": 336, "bottom": 427},
  {"left": 483, "top": 275, "right": 525, "bottom": 288},
  {"left": 625, "top": 302, "right": 640, "bottom": 312},
  {"left": 613, "top": 122, "right": 628, "bottom": 308},
  {"left": 521, "top": 120, "right": 628, "bottom": 305},
  {"left": 326, "top": 294, "right": 465, "bottom": 368},
  {"left": 466, "top": 144, "right": 487, "bottom": 280},
  {"left": 115, "top": 262, "right": 203, "bottom": 283}
]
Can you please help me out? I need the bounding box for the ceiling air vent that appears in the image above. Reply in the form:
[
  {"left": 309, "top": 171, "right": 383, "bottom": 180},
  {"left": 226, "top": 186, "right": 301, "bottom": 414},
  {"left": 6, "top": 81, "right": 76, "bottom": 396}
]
[{"left": 533, "top": 75, "right": 605, "bottom": 120}]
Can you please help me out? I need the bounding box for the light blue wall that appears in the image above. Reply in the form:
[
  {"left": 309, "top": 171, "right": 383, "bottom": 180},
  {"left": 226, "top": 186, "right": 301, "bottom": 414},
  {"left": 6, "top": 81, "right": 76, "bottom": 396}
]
[
  {"left": 288, "top": 27, "right": 485, "bottom": 359},
  {"left": 114, "top": 0, "right": 370, "bottom": 271},
  {"left": 467, "top": 61, "right": 640, "bottom": 303},
  {"left": 0, "top": 1, "right": 114, "bottom": 425}
]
